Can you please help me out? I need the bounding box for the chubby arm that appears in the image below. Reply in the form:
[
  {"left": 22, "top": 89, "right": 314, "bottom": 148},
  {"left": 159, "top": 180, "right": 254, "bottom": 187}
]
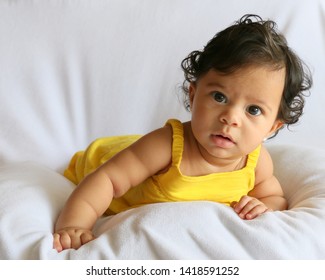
[
  {"left": 233, "top": 145, "right": 287, "bottom": 220},
  {"left": 53, "top": 125, "right": 172, "bottom": 251}
]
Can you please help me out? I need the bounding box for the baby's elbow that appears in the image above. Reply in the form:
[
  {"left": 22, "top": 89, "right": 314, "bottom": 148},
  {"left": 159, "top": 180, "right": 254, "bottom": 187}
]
[
  {"left": 112, "top": 188, "right": 123, "bottom": 198},
  {"left": 273, "top": 195, "right": 288, "bottom": 211},
  {"left": 281, "top": 196, "right": 288, "bottom": 210},
  {"left": 111, "top": 181, "right": 130, "bottom": 198}
]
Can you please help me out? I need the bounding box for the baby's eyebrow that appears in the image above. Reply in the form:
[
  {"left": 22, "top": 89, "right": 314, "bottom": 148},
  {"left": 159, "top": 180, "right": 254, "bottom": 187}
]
[
  {"left": 206, "top": 82, "right": 226, "bottom": 90},
  {"left": 206, "top": 81, "right": 223, "bottom": 87}
]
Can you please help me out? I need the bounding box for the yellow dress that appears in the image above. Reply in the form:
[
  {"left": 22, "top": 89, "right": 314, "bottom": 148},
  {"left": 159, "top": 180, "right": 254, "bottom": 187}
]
[{"left": 64, "top": 119, "right": 261, "bottom": 214}]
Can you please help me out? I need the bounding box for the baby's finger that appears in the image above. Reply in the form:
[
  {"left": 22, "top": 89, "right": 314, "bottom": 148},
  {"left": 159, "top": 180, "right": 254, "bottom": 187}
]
[
  {"left": 81, "top": 232, "right": 95, "bottom": 245},
  {"left": 236, "top": 198, "right": 261, "bottom": 219},
  {"left": 69, "top": 230, "right": 95, "bottom": 249},
  {"left": 53, "top": 233, "right": 63, "bottom": 252},
  {"left": 244, "top": 204, "right": 268, "bottom": 220},
  {"left": 70, "top": 234, "right": 84, "bottom": 250},
  {"left": 58, "top": 231, "right": 72, "bottom": 250},
  {"left": 233, "top": 195, "right": 252, "bottom": 213}
]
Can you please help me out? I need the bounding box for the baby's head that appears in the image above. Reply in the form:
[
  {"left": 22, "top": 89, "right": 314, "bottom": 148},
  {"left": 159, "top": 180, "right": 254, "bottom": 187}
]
[{"left": 181, "top": 14, "right": 312, "bottom": 135}]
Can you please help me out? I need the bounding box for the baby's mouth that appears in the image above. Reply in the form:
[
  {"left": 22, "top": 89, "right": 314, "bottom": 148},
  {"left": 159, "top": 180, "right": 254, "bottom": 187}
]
[
  {"left": 218, "top": 133, "right": 235, "bottom": 143},
  {"left": 211, "top": 134, "right": 236, "bottom": 148}
]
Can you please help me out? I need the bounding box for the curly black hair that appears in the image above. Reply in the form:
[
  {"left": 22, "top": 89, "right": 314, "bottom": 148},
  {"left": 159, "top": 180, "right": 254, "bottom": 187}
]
[{"left": 181, "top": 14, "right": 312, "bottom": 134}]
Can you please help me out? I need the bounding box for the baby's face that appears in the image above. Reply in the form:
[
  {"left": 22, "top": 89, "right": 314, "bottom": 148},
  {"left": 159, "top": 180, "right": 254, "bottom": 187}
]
[{"left": 188, "top": 66, "right": 285, "bottom": 160}]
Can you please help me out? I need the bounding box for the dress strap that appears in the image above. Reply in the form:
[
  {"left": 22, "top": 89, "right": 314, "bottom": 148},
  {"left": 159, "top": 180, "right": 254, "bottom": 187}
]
[
  {"left": 246, "top": 145, "right": 261, "bottom": 169},
  {"left": 165, "top": 119, "right": 184, "bottom": 167}
]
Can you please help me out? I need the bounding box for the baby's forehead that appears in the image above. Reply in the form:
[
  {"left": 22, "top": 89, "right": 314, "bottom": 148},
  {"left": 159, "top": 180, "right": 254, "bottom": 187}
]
[
  {"left": 200, "top": 66, "right": 285, "bottom": 100},
  {"left": 217, "top": 60, "right": 285, "bottom": 72},
  {"left": 205, "top": 64, "right": 286, "bottom": 80}
]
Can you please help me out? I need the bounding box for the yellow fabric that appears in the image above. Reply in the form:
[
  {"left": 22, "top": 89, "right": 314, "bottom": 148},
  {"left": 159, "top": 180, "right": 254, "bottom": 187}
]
[
  {"left": 64, "top": 135, "right": 142, "bottom": 185},
  {"left": 64, "top": 119, "right": 261, "bottom": 214}
]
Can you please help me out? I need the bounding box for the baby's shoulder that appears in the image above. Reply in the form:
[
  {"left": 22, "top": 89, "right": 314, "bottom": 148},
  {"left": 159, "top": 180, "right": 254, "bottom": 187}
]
[
  {"left": 138, "top": 124, "right": 173, "bottom": 150},
  {"left": 255, "top": 145, "right": 274, "bottom": 183}
]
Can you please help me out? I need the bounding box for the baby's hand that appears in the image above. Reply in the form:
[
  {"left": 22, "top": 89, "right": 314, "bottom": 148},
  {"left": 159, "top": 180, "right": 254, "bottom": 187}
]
[
  {"left": 53, "top": 228, "right": 95, "bottom": 252},
  {"left": 232, "top": 195, "right": 271, "bottom": 220}
]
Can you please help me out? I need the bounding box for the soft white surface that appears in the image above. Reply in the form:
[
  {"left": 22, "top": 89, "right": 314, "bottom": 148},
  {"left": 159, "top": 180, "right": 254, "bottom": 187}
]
[
  {"left": 1, "top": 0, "right": 325, "bottom": 172},
  {"left": 1, "top": 0, "right": 325, "bottom": 260},
  {"left": 0, "top": 145, "right": 324, "bottom": 259}
]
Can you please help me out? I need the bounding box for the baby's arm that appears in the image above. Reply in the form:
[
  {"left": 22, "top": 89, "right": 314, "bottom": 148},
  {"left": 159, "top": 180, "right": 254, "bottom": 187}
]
[
  {"left": 53, "top": 168, "right": 115, "bottom": 252},
  {"left": 53, "top": 126, "right": 172, "bottom": 252},
  {"left": 233, "top": 145, "right": 287, "bottom": 220}
]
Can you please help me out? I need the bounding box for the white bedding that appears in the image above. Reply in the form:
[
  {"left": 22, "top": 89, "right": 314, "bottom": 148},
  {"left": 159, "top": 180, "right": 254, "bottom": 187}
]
[
  {"left": 1, "top": 145, "right": 324, "bottom": 259},
  {"left": 1, "top": 0, "right": 325, "bottom": 260}
]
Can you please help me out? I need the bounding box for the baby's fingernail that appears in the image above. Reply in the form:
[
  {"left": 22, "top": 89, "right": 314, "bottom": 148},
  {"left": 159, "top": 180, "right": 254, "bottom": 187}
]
[{"left": 246, "top": 214, "right": 253, "bottom": 220}]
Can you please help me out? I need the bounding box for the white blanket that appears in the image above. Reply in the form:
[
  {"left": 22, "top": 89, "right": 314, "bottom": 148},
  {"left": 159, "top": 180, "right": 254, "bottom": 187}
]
[{"left": 1, "top": 144, "right": 324, "bottom": 259}]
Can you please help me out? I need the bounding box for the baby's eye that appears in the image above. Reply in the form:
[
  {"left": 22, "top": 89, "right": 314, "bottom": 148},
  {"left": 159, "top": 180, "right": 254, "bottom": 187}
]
[
  {"left": 247, "top": 105, "right": 262, "bottom": 116},
  {"left": 212, "top": 92, "right": 227, "bottom": 103}
]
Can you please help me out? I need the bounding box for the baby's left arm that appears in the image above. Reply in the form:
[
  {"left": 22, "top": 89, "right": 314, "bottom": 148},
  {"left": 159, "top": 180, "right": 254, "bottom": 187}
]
[{"left": 232, "top": 145, "right": 287, "bottom": 220}]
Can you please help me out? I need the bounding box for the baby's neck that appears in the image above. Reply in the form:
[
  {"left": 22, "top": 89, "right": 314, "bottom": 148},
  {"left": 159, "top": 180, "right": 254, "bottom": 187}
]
[{"left": 181, "top": 122, "right": 247, "bottom": 176}]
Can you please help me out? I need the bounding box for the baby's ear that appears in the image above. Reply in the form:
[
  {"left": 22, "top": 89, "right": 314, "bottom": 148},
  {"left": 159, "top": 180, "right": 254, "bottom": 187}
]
[
  {"left": 188, "top": 82, "right": 196, "bottom": 109},
  {"left": 268, "top": 120, "right": 284, "bottom": 137}
]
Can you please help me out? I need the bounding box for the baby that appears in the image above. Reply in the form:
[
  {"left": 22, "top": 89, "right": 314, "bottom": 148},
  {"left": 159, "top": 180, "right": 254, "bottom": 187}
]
[{"left": 53, "top": 14, "right": 312, "bottom": 252}]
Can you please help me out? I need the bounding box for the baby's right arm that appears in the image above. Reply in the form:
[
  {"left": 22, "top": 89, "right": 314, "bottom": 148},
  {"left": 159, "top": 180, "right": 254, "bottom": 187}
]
[
  {"left": 53, "top": 167, "right": 116, "bottom": 252},
  {"left": 53, "top": 125, "right": 173, "bottom": 252}
]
